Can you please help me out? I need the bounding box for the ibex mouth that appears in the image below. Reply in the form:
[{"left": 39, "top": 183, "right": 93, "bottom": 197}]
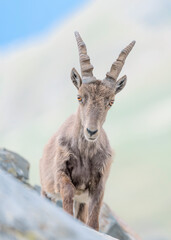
[{"left": 86, "top": 136, "right": 98, "bottom": 142}]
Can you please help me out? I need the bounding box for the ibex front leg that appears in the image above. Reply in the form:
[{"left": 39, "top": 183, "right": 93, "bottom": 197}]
[
  {"left": 58, "top": 172, "right": 75, "bottom": 216},
  {"left": 87, "top": 182, "right": 104, "bottom": 230},
  {"left": 75, "top": 202, "right": 88, "bottom": 223}
]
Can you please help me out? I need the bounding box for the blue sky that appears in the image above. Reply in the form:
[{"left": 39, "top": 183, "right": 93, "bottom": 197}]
[{"left": 0, "top": 0, "right": 89, "bottom": 47}]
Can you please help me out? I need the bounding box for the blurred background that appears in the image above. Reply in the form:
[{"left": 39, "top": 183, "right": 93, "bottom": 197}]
[{"left": 0, "top": 0, "right": 171, "bottom": 239}]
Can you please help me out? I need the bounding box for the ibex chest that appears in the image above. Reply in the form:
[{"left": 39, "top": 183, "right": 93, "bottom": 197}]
[{"left": 66, "top": 149, "right": 105, "bottom": 192}]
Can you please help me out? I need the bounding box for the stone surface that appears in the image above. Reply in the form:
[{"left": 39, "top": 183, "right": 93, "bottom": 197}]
[
  {"left": 0, "top": 169, "right": 116, "bottom": 240},
  {"left": 55, "top": 200, "right": 141, "bottom": 240},
  {"left": 0, "top": 148, "right": 29, "bottom": 181},
  {"left": 0, "top": 149, "right": 141, "bottom": 240},
  {"left": 100, "top": 203, "right": 141, "bottom": 240}
]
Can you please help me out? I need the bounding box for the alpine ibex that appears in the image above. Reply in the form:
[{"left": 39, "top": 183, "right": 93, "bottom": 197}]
[{"left": 40, "top": 32, "right": 135, "bottom": 230}]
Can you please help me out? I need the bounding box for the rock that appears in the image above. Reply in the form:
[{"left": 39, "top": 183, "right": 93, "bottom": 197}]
[
  {"left": 100, "top": 203, "right": 141, "bottom": 240},
  {"left": 55, "top": 200, "right": 141, "bottom": 240},
  {"left": 0, "top": 149, "right": 141, "bottom": 240},
  {"left": 0, "top": 169, "right": 117, "bottom": 240},
  {"left": 0, "top": 148, "right": 30, "bottom": 181}
]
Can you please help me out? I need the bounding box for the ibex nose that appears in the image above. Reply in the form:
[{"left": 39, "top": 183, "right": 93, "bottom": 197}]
[{"left": 87, "top": 128, "right": 98, "bottom": 137}]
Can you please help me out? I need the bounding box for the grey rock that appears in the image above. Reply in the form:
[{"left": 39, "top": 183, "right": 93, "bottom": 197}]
[
  {"left": 54, "top": 200, "right": 141, "bottom": 240},
  {"left": 0, "top": 149, "right": 140, "bottom": 240},
  {"left": 0, "top": 148, "right": 29, "bottom": 181},
  {"left": 100, "top": 203, "right": 141, "bottom": 240},
  {"left": 33, "top": 185, "right": 41, "bottom": 194},
  {"left": 0, "top": 169, "right": 116, "bottom": 240}
]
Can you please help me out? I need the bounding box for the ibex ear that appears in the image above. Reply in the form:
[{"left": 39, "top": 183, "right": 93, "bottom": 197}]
[
  {"left": 115, "top": 75, "right": 127, "bottom": 94},
  {"left": 71, "top": 68, "right": 82, "bottom": 89}
]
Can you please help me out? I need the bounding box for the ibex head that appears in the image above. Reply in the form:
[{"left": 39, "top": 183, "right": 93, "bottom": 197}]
[{"left": 71, "top": 32, "right": 135, "bottom": 142}]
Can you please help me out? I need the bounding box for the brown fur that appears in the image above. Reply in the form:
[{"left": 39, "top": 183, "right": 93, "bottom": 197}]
[
  {"left": 40, "top": 33, "right": 135, "bottom": 231},
  {"left": 40, "top": 81, "right": 114, "bottom": 230}
]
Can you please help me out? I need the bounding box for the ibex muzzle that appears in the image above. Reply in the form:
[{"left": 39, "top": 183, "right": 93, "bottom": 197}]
[{"left": 85, "top": 110, "right": 100, "bottom": 141}]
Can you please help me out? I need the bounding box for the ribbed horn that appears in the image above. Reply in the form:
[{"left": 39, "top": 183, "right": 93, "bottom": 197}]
[
  {"left": 74, "top": 31, "right": 96, "bottom": 83},
  {"left": 105, "top": 41, "right": 136, "bottom": 84}
]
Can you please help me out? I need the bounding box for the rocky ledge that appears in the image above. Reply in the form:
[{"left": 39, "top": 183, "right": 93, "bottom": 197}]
[{"left": 0, "top": 148, "right": 141, "bottom": 240}]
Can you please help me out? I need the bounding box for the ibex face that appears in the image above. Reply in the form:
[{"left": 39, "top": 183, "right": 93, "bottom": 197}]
[
  {"left": 73, "top": 78, "right": 115, "bottom": 141},
  {"left": 71, "top": 32, "right": 135, "bottom": 142}
]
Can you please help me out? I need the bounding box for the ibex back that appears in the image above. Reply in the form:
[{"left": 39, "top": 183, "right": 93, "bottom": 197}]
[{"left": 40, "top": 32, "right": 135, "bottom": 230}]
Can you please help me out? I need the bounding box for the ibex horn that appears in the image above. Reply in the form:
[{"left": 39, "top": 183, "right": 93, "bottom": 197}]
[
  {"left": 104, "top": 41, "right": 136, "bottom": 87},
  {"left": 75, "top": 31, "right": 96, "bottom": 83}
]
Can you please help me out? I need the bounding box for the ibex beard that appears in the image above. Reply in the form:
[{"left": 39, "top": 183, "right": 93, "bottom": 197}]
[{"left": 40, "top": 32, "right": 135, "bottom": 230}]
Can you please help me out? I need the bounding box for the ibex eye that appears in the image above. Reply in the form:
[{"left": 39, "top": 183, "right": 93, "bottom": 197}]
[
  {"left": 77, "top": 96, "right": 82, "bottom": 102},
  {"left": 109, "top": 100, "right": 114, "bottom": 107}
]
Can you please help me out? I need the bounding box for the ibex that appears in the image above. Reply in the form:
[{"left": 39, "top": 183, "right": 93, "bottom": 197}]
[{"left": 40, "top": 32, "right": 135, "bottom": 230}]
